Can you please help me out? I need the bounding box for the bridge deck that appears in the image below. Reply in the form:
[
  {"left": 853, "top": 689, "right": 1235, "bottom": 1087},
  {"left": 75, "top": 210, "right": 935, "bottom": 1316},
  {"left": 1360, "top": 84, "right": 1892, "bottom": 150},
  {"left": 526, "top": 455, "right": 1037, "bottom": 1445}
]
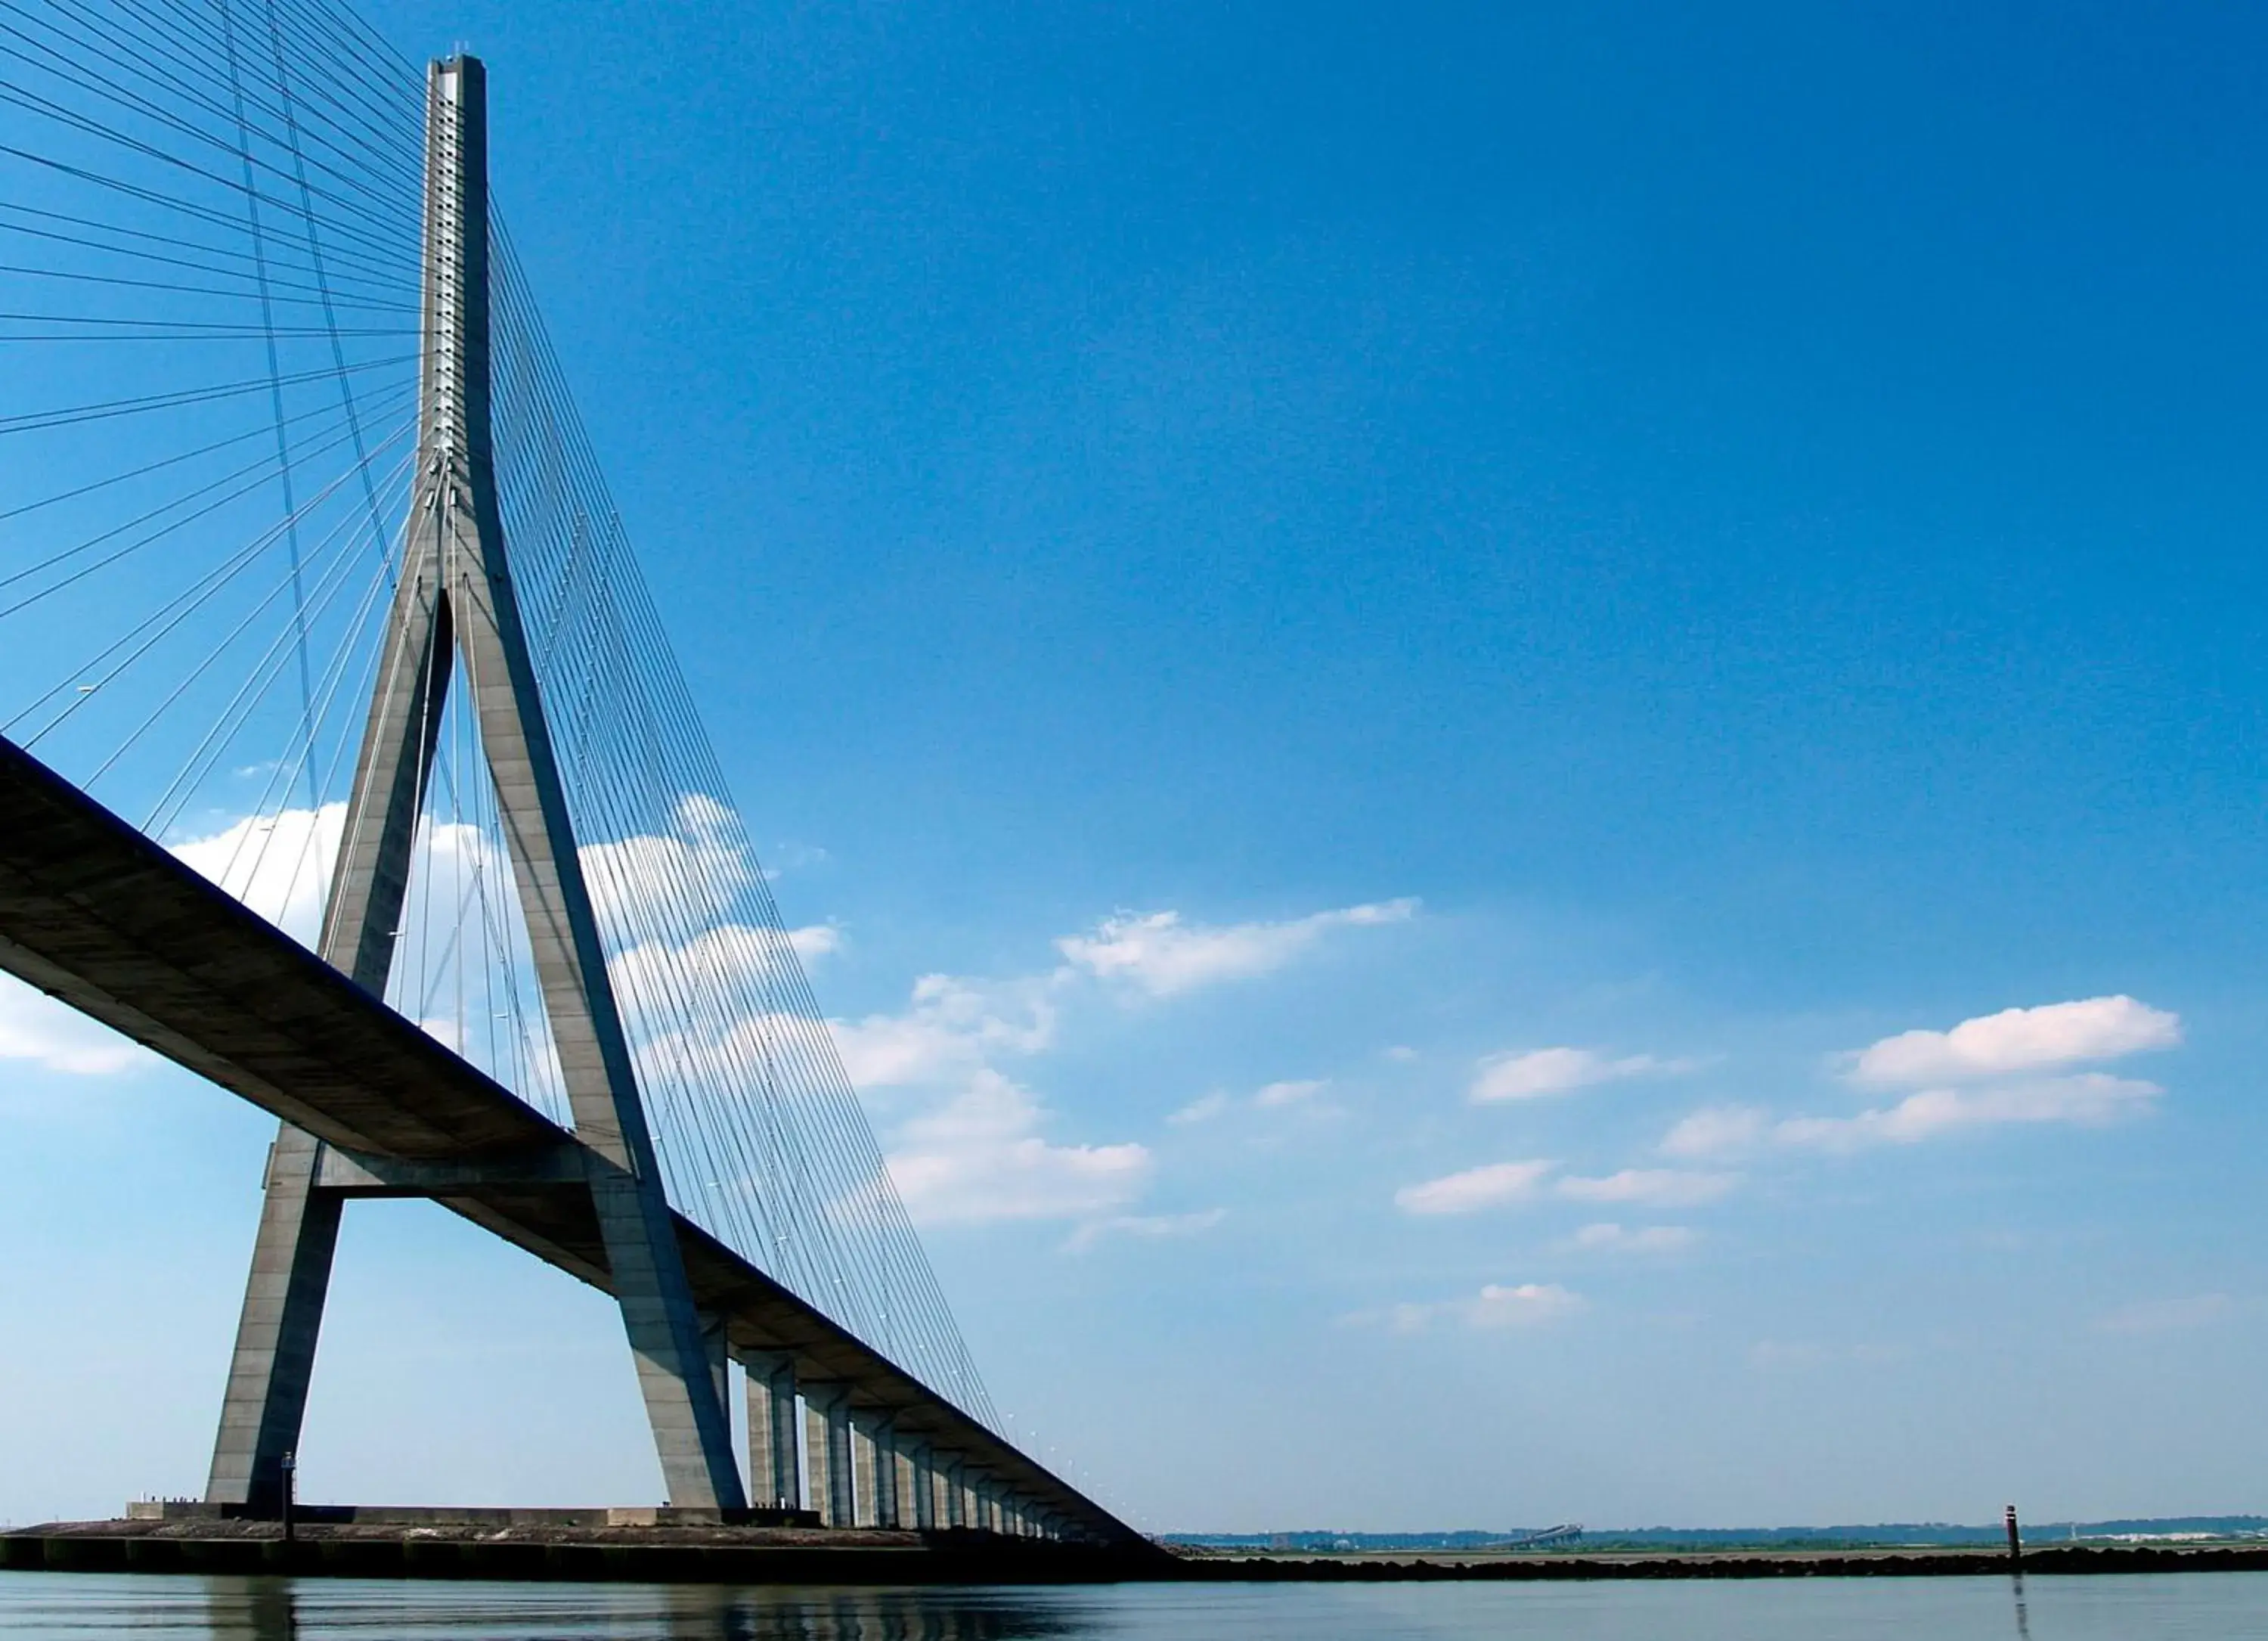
[{"left": 0, "top": 734, "right": 1131, "bottom": 1544}]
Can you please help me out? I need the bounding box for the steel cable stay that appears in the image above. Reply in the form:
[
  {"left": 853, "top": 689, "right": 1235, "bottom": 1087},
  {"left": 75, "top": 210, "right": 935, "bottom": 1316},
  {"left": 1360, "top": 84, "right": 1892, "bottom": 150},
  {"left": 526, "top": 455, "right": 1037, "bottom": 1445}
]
[
  {"left": 22, "top": 0, "right": 425, "bottom": 209},
  {"left": 144, "top": 492, "right": 401, "bottom": 839},
  {"left": 85, "top": 456, "right": 406, "bottom": 788},
  {"left": 0, "top": 352, "right": 414, "bottom": 436},
  {"left": 144, "top": 0, "right": 423, "bottom": 150},
  {"left": 236, "top": 0, "right": 424, "bottom": 159},
  {"left": 212, "top": 0, "right": 314, "bottom": 786},
  {"left": 122, "top": 445, "right": 405, "bottom": 768},
  {"left": 0, "top": 378, "right": 398, "bottom": 529},
  {"left": 0, "top": 5, "right": 425, "bottom": 223},
  {"left": 0, "top": 136, "right": 417, "bottom": 281},
  {"left": 411, "top": 610, "right": 572, "bottom": 1120},
  {"left": 483, "top": 363, "right": 989, "bottom": 1425},
  {"left": 0, "top": 135, "right": 419, "bottom": 275},
  {"left": 0, "top": 383, "right": 414, "bottom": 606},
  {"left": 482, "top": 226, "right": 1005, "bottom": 1428},
  {"left": 194, "top": 513, "right": 402, "bottom": 925},
  {"left": 0, "top": 321, "right": 407, "bottom": 339},
  {"left": 0, "top": 255, "right": 413, "bottom": 309},
  {"left": 484, "top": 406, "right": 909, "bottom": 1359},
  {"left": 4, "top": 418, "right": 417, "bottom": 744},
  {"left": 0, "top": 196, "right": 417, "bottom": 296},
  {"left": 492, "top": 430, "right": 884, "bottom": 1348},
  {"left": 0, "top": 215, "right": 413, "bottom": 301},
  {"left": 522, "top": 501, "right": 1002, "bottom": 1425},
  {"left": 0, "top": 7, "right": 422, "bottom": 223},
  {"left": 255, "top": 0, "right": 396, "bottom": 596},
  {"left": 0, "top": 79, "right": 419, "bottom": 260}
]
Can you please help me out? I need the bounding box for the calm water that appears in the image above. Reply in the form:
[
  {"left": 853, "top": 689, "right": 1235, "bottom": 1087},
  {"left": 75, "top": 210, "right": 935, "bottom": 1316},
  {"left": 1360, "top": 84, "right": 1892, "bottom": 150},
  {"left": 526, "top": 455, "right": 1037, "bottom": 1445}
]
[{"left": 5, "top": 1571, "right": 2268, "bottom": 1640}]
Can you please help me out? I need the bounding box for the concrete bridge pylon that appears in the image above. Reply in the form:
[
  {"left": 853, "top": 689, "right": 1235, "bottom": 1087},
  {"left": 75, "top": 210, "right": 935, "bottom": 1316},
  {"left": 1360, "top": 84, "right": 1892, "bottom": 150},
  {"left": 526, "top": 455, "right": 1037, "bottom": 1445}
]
[{"left": 203, "top": 54, "right": 746, "bottom": 1517}]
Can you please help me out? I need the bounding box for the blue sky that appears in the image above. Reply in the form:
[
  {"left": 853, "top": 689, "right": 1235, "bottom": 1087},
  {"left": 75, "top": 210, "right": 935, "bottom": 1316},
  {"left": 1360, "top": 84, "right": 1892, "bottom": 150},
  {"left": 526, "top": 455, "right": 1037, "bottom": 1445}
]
[{"left": 10, "top": 0, "right": 2268, "bottom": 1531}]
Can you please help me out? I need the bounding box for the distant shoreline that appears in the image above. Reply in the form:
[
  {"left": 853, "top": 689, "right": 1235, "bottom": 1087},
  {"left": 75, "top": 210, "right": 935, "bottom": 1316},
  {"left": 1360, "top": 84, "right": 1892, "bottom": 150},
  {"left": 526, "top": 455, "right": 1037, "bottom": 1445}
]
[{"left": 1169, "top": 1543, "right": 2268, "bottom": 1581}]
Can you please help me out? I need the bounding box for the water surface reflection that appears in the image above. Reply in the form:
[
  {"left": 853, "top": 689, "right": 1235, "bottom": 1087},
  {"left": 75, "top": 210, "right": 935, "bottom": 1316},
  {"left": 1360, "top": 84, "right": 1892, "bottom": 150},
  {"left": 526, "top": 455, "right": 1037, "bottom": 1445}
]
[
  {"left": 8, "top": 1568, "right": 2268, "bottom": 1640},
  {"left": 193, "top": 1577, "right": 1090, "bottom": 1641}
]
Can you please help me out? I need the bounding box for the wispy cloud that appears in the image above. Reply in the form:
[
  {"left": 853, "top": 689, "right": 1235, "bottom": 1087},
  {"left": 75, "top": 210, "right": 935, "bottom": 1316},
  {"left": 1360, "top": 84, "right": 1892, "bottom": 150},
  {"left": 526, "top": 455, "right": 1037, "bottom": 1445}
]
[
  {"left": 1168, "top": 1078, "right": 1328, "bottom": 1124},
  {"left": 1848, "top": 996, "right": 2180, "bottom": 1087},
  {"left": 1398, "top": 1160, "right": 1738, "bottom": 1214},
  {"left": 1055, "top": 898, "right": 1417, "bottom": 997},
  {"left": 1064, "top": 1208, "right": 1227, "bottom": 1253},
  {"left": 1659, "top": 1104, "right": 1768, "bottom": 1160},
  {"left": 1776, "top": 1074, "right": 2161, "bottom": 1152},
  {"left": 1555, "top": 1168, "right": 1739, "bottom": 1207},
  {"left": 1395, "top": 1159, "right": 1557, "bottom": 1215},
  {"left": 1559, "top": 1221, "right": 1697, "bottom": 1255},
  {"left": 0, "top": 974, "right": 148, "bottom": 1076},
  {"left": 2095, "top": 1293, "right": 2235, "bottom": 1335},
  {"left": 1361, "top": 1282, "right": 1586, "bottom": 1332},
  {"left": 1658, "top": 1000, "right": 2181, "bottom": 1162},
  {"left": 1253, "top": 1078, "right": 1327, "bottom": 1108},
  {"left": 1470, "top": 1047, "right": 1680, "bottom": 1103}
]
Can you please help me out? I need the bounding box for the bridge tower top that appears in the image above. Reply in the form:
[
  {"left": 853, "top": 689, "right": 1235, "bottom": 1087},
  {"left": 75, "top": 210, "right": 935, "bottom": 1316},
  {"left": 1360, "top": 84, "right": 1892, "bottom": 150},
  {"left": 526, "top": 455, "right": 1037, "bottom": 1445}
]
[{"left": 418, "top": 56, "right": 494, "bottom": 507}]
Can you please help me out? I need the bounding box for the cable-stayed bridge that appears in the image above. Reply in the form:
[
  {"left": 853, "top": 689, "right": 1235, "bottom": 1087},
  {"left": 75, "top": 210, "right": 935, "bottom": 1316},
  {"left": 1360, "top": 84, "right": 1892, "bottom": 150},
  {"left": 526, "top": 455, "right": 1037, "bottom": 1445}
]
[{"left": 0, "top": 1, "right": 1129, "bottom": 1546}]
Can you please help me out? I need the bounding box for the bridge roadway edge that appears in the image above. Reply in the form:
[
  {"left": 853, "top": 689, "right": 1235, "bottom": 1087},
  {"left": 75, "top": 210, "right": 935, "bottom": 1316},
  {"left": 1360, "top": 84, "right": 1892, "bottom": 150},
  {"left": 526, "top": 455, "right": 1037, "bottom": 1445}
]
[{"left": 0, "top": 733, "right": 1138, "bottom": 1547}]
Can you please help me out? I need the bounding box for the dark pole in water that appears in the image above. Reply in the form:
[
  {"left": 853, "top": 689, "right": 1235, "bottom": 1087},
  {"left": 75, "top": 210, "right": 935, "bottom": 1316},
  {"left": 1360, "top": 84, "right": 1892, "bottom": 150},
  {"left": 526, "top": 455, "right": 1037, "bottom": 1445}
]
[
  {"left": 2004, "top": 1503, "right": 2021, "bottom": 1563},
  {"left": 280, "top": 1450, "right": 296, "bottom": 1543}
]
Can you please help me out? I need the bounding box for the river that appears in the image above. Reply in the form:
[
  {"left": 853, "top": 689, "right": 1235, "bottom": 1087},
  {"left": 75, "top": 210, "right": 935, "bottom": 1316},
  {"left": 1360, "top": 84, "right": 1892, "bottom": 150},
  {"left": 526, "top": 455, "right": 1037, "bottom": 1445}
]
[{"left": 4, "top": 1569, "right": 2265, "bottom": 1638}]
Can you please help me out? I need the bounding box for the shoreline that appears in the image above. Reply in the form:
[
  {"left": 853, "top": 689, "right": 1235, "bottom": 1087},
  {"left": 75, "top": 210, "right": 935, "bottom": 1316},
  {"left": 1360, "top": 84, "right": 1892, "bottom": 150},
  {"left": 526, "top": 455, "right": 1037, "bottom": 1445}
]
[{"left": 7, "top": 1522, "right": 2268, "bottom": 1585}]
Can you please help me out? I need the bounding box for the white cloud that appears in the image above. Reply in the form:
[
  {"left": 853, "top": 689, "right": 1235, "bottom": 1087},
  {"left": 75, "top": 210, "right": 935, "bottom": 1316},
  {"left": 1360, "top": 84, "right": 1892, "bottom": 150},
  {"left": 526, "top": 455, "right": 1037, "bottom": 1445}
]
[
  {"left": 578, "top": 793, "right": 761, "bottom": 935},
  {"left": 1167, "top": 1091, "right": 1232, "bottom": 1125},
  {"left": 1775, "top": 1074, "right": 2161, "bottom": 1152},
  {"left": 1560, "top": 1222, "right": 1697, "bottom": 1255},
  {"left": 171, "top": 801, "right": 346, "bottom": 942},
  {"left": 1371, "top": 1282, "right": 1586, "bottom": 1332},
  {"left": 1253, "top": 1078, "right": 1326, "bottom": 1108},
  {"left": 1660, "top": 1103, "right": 1768, "bottom": 1159},
  {"left": 884, "top": 1069, "right": 1151, "bottom": 1225},
  {"left": 2096, "top": 1293, "right": 2235, "bottom": 1335},
  {"left": 1169, "top": 1079, "right": 1327, "bottom": 1123},
  {"left": 1055, "top": 898, "right": 1417, "bottom": 997},
  {"left": 1064, "top": 1208, "right": 1227, "bottom": 1253},
  {"left": 0, "top": 973, "right": 148, "bottom": 1075},
  {"left": 1383, "top": 1045, "right": 1421, "bottom": 1062},
  {"left": 1469, "top": 1047, "right": 1675, "bottom": 1103},
  {"left": 1555, "top": 1168, "right": 1739, "bottom": 1207},
  {"left": 1395, "top": 1159, "right": 1555, "bottom": 1216},
  {"left": 1466, "top": 1282, "right": 1585, "bottom": 1328},
  {"left": 612, "top": 923, "right": 816, "bottom": 1013},
  {"left": 1850, "top": 996, "right": 2180, "bottom": 1087},
  {"left": 789, "top": 924, "right": 841, "bottom": 963},
  {"left": 829, "top": 973, "right": 1057, "bottom": 1088}
]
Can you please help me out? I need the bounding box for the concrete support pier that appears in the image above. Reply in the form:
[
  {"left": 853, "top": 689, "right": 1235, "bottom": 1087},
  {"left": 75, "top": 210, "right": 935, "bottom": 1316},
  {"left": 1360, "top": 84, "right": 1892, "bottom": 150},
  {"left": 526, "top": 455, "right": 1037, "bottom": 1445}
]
[
  {"left": 742, "top": 1352, "right": 800, "bottom": 1509},
  {"left": 900, "top": 1441, "right": 934, "bottom": 1530},
  {"left": 802, "top": 1385, "right": 854, "bottom": 1528}
]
